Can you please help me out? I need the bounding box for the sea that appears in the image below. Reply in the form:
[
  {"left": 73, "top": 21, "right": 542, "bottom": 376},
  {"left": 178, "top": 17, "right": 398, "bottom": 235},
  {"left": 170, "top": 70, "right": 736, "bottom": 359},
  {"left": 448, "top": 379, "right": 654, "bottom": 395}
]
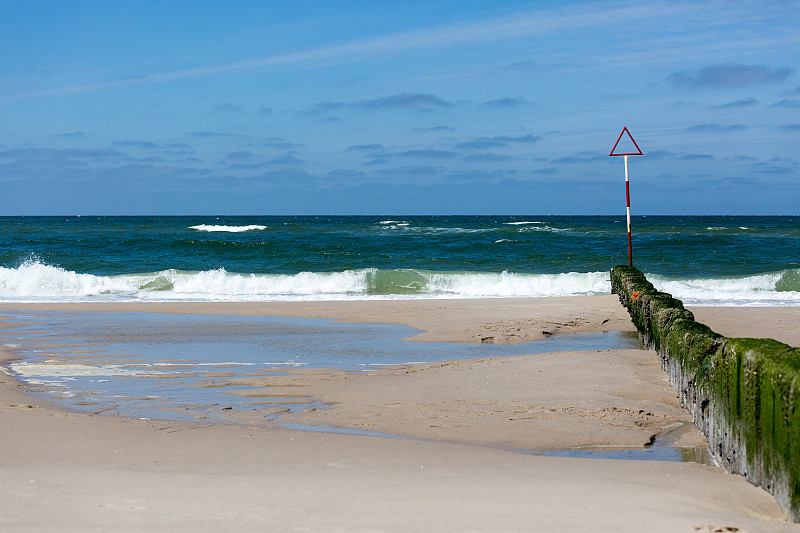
[{"left": 0, "top": 215, "right": 798, "bottom": 306}]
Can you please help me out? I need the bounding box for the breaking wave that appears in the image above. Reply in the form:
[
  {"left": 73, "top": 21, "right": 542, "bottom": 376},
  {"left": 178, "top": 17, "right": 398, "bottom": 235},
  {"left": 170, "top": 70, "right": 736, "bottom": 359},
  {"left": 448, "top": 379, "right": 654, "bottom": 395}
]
[
  {"left": 0, "top": 260, "right": 608, "bottom": 302},
  {"left": 650, "top": 269, "right": 800, "bottom": 306},
  {"left": 189, "top": 224, "right": 267, "bottom": 232},
  {"left": 1, "top": 260, "right": 797, "bottom": 305}
]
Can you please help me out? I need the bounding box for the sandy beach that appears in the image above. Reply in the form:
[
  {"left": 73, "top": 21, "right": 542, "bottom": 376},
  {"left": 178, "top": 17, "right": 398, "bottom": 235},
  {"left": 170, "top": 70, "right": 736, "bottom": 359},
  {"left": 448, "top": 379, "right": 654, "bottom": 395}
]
[{"left": 2, "top": 296, "right": 800, "bottom": 532}]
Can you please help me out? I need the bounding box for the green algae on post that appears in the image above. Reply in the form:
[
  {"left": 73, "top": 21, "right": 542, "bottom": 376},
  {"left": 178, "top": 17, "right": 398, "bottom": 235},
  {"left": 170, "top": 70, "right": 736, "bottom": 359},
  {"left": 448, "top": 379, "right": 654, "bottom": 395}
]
[{"left": 610, "top": 265, "right": 800, "bottom": 522}]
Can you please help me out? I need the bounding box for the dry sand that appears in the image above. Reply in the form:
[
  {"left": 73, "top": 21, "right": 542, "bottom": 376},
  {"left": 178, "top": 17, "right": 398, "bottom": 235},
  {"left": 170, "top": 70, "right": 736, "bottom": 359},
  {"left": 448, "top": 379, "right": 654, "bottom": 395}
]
[{"left": 1, "top": 296, "right": 799, "bottom": 532}]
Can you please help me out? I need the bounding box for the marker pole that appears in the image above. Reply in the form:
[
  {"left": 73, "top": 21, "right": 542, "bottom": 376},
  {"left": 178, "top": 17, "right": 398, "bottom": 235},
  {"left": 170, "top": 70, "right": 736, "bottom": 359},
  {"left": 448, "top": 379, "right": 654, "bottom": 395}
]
[
  {"left": 609, "top": 127, "right": 641, "bottom": 267},
  {"left": 624, "top": 155, "right": 632, "bottom": 266}
]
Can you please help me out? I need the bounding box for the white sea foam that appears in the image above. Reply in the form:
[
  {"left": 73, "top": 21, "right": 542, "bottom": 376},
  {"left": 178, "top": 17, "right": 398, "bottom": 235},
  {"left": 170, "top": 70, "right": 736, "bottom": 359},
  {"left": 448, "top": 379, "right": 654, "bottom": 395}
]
[
  {"left": 518, "top": 225, "right": 569, "bottom": 233},
  {"left": 0, "top": 261, "right": 371, "bottom": 302},
  {"left": 189, "top": 224, "right": 267, "bottom": 232},
  {"left": 419, "top": 270, "right": 610, "bottom": 298},
  {"left": 10, "top": 362, "right": 166, "bottom": 378},
  {"left": 412, "top": 226, "right": 492, "bottom": 234},
  {"left": 1, "top": 260, "right": 797, "bottom": 305},
  {"left": 0, "top": 261, "right": 134, "bottom": 299},
  {"left": 504, "top": 221, "right": 543, "bottom": 225},
  {"left": 650, "top": 271, "right": 800, "bottom": 306}
]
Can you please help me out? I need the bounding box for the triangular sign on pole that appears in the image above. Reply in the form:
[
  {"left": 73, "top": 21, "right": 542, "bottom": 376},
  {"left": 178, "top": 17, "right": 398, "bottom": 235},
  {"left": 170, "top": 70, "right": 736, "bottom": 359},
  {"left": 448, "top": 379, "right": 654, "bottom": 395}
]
[{"left": 609, "top": 127, "right": 643, "bottom": 156}]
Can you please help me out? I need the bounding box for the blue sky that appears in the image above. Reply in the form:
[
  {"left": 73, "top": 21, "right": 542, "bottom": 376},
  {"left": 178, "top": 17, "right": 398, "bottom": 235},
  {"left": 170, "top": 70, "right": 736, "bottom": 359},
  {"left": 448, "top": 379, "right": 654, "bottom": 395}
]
[{"left": 1, "top": 1, "right": 798, "bottom": 215}]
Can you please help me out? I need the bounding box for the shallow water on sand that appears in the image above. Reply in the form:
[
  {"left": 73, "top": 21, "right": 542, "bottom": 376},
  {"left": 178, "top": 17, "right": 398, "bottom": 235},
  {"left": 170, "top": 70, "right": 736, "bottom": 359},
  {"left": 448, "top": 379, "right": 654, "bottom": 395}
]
[
  {"left": 0, "top": 310, "right": 712, "bottom": 463},
  {"left": 2, "top": 310, "right": 639, "bottom": 419}
]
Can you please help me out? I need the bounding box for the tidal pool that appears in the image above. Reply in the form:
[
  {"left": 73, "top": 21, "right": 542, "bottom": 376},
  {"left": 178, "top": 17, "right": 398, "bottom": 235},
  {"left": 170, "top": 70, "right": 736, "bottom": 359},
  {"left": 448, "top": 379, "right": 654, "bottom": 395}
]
[
  {"left": 0, "top": 310, "right": 713, "bottom": 464},
  {"left": 2, "top": 310, "right": 639, "bottom": 420}
]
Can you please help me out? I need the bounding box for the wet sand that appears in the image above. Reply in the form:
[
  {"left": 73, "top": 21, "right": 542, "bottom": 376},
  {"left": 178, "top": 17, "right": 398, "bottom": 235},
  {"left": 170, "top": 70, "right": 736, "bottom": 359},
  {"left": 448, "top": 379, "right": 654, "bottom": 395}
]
[{"left": 1, "top": 296, "right": 799, "bottom": 532}]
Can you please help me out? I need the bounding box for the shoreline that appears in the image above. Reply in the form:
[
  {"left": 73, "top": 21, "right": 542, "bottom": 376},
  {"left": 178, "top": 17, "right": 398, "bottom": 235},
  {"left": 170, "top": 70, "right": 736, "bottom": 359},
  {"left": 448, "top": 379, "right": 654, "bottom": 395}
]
[
  {"left": 2, "top": 296, "right": 799, "bottom": 531},
  {"left": 0, "top": 295, "right": 637, "bottom": 343},
  {"left": 2, "top": 298, "right": 798, "bottom": 345}
]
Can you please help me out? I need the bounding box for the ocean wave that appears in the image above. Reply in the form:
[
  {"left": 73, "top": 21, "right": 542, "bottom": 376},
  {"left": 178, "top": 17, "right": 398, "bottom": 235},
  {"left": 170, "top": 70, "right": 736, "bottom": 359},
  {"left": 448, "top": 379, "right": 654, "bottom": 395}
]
[
  {"left": 1, "top": 260, "right": 797, "bottom": 305},
  {"left": 518, "top": 225, "right": 570, "bottom": 233},
  {"left": 705, "top": 226, "right": 751, "bottom": 232},
  {"left": 650, "top": 269, "right": 800, "bottom": 306},
  {"left": 0, "top": 260, "right": 609, "bottom": 302},
  {"left": 373, "top": 225, "right": 495, "bottom": 235},
  {"left": 376, "top": 220, "right": 411, "bottom": 230},
  {"left": 189, "top": 224, "right": 267, "bottom": 232},
  {"left": 411, "top": 226, "right": 493, "bottom": 234}
]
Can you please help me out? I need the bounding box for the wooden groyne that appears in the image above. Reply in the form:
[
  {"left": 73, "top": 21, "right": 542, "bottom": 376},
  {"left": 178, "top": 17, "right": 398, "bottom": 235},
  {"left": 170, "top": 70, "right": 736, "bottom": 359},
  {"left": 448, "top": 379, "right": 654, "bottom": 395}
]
[{"left": 610, "top": 265, "right": 800, "bottom": 521}]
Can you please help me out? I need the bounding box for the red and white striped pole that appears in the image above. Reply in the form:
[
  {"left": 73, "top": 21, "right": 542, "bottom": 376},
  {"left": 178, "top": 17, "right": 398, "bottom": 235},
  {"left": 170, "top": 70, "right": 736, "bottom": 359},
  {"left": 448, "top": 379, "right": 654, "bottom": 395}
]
[
  {"left": 625, "top": 154, "right": 632, "bottom": 266},
  {"left": 609, "top": 127, "right": 642, "bottom": 267}
]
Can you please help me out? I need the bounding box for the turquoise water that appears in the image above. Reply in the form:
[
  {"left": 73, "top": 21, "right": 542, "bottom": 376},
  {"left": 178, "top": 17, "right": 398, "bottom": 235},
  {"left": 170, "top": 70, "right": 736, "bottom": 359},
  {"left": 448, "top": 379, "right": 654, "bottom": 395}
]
[{"left": 1, "top": 215, "right": 798, "bottom": 305}]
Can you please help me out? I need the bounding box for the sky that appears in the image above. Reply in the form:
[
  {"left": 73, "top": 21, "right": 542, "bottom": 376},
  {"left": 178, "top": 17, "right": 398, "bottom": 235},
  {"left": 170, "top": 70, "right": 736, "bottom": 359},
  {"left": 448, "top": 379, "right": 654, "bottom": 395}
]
[{"left": 1, "top": 0, "right": 798, "bottom": 215}]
